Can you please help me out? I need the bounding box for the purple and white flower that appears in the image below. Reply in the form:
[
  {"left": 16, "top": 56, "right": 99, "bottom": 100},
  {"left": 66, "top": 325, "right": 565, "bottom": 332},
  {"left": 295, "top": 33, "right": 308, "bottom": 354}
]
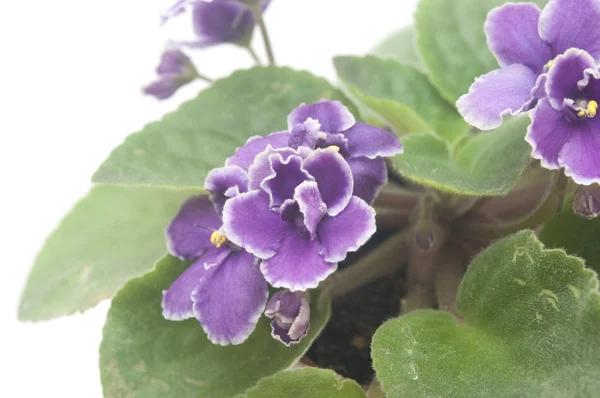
[
  {"left": 161, "top": 0, "right": 271, "bottom": 49},
  {"left": 265, "top": 291, "right": 310, "bottom": 346},
  {"left": 457, "top": 0, "right": 600, "bottom": 130},
  {"left": 526, "top": 49, "right": 600, "bottom": 185},
  {"left": 143, "top": 49, "right": 198, "bottom": 100},
  {"left": 222, "top": 146, "right": 377, "bottom": 291},
  {"left": 162, "top": 195, "right": 268, "bottom": 346}
]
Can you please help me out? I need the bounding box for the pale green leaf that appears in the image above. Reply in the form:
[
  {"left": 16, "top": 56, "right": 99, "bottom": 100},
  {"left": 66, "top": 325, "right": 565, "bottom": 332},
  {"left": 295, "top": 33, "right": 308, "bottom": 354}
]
[
  {"left": 100, "top": 255, "right": 331, "bottom": 398},
  {"left": 19, "top": 186, "right": 189, "bottom": 321},
  {"left": 372, "top": 231, "right": 600, "bottom": 397},
  {"left": 371, "top": 27, "right": 424, "bottom": 71},
  {"left": 93, "top": 67, "right": 350, "bottom": 190},
  {"left": 240, "top": 368, "right": 365, "bottom": 398}
]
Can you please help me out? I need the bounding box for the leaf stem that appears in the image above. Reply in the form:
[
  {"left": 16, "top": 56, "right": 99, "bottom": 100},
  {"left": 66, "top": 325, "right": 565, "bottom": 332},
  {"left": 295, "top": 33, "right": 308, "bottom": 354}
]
[
  {"left": 320, "top": 231, "right": 410, "bottom": 299},
  {"left": 434, "top": 248, "right": 464, "bottom": 316},
  {"left": 252, "top": 6, "right": 275, "bottom": 66},
  {"left": 554, "top": 170, "right": 570, "bottom": 214}
]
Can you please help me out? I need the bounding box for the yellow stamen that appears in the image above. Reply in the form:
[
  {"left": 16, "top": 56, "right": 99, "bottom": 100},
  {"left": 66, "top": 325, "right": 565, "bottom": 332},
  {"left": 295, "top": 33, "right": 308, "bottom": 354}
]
[
  {"left": 545, "top": 59, "right": 555, "bottom": 70},
  {"left": 578, "top": 100, "right": 598, "bottom": 118},
  {"left": 210, "top": 230, "right": 228, "bottom": 248},
  {"left": 578, "top": 109, "right": 587, "bottom": 118},
  {"left": 327, "top": 145, "right": 340, "bottom": 152}
]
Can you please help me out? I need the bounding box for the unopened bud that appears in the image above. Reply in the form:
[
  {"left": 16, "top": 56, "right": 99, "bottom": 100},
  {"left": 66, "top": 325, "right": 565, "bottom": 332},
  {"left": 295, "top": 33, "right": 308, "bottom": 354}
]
[{"left": 573, "top": 185, "right": 600, "bottom": 220}]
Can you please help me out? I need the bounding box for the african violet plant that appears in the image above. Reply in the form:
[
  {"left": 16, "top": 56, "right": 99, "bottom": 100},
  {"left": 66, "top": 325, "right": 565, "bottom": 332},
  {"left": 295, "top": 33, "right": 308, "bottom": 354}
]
[{"left": 18, "top": 0, "right": 600, "bottom": 396}]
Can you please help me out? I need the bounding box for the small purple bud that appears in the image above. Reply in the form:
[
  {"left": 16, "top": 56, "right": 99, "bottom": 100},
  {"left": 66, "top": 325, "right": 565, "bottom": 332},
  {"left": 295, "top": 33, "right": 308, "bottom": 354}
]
[
  {"left": 265, "top": 291, "right": 310, "bottom": 346},
  {"left": 573, "top": 184, "right": 600, "bottom": 220},
  {"left": 143, "top": 49, "right": 198, "bottom": 100}
]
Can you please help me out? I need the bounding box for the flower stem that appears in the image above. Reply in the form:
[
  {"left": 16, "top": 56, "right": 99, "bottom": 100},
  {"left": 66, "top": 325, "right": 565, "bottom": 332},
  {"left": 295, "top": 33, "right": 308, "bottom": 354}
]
[
  {"left": 434, "top": 248, "right": 464, "bottom": 316},
  {"left": 246, "top": 46, "right": 264, "bottom": 66},
  {"left": 252, "top": 6, "right": 275, "bottom": 66},
  {"left": 195, "top": 72, "right": 214, "bottom": 83},
  {"left": 320, "top": 231, "right": 410, "bottom": 299}
]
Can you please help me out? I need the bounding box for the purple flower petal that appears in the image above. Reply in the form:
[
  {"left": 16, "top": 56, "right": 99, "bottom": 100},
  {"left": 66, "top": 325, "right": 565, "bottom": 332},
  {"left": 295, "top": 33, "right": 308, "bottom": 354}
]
[
  {"left": 222, "top": 191, "right": 293, "bottom": 259},
  {"left": 288, "top": 100, "right": 355, "bottom": 134},
  {"left": 261, "top": 154, "right": 313, "bottom": 209},
  {"left": 226, "top": 131, "right": 290, "bottom": 171},
  {"left": 546, "top": 49, "right": 599, "bottom": 110},
  {"left": 247, "top": 146, "right": 308, "bottom": 190},
  {"left": 485, "top": 3, "right": 551, "bottom": 73},
  {"left": 162, "top": 248, "right": 230, "bottom": 321},
  {"left": 294, "top": 181, "right": 327, "bottom": 239},
  {"left": 204, "top": 165, "right": 248, "bottom": 214},
  {"left": 457, "top": 64, "right": 538, "bottom": 130},
  {"left": 190, "top": 0, "right": 255, "bottom": 48},
  {"left": 303, "top": 148, "right": 353, "bottom": 216},
  {"left": 539, "top": 0, "right": 600, "bottom": 60},
  {"left": 192, "top": 251, "right": 268, "bottom": 345},
  {"left": 142, "top": 78, "right": 183, "bottom": 100},
  {"left": 317, "top": 197, "right": 376, "bottom": 263},
  {"left": 559, "top": 117, "right": 600, "bottom": 185},
  {"left": 265, "top": 291, "right": 310, "bottom": 346},
  {"left": 288, "top": 118, "right": 323, "bottom": 149},
  {"left": 260, "top": 232, "right": 337, "bottom": 291},
  {"left": 343, "top": 122, "right": 403, "bottom": 159},
  {"left": 347, "top": 157, "right": 388, "bottom": 205},
  {"left": 526, "top": 98, "right": 570, "bottom": 169},
  {"left": 166, "top": 196, "right": 222, "bottom": 260}
]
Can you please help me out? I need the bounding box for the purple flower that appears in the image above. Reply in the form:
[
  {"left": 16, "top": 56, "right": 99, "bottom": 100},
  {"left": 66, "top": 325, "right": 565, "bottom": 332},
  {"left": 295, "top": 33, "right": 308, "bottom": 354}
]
[
  {"left": 457, "top": 0, "right": 600, "bottom": 130},
  {"left": 161, "top": 0, "right": 271, "bottom": 48},
  {"left": 265, "top": 291, "right": 310, "bottom": 346},
  {"left": 225, "top": 100, "right": 403, "bottom": 205},
  {"left": 573, "top": 184, "right": 600, "bottom": 219},
  {"left": 162, "top": 195, "right": 268, "bottom": 346},
  {"left": 526, "top": 49, "right": 600, "bottom": 185},
  {"left": 143, "top": 49, "right": 198, "bottom": 100},
  {"left": 222, "top": 146, "right": 377, "bottom": 291}
]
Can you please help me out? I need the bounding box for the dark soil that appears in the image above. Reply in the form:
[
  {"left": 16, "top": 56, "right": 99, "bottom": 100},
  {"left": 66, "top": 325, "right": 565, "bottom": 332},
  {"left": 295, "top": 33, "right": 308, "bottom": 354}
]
[{"left": 304, "top": 229, "right": 407, "bottom": 386}]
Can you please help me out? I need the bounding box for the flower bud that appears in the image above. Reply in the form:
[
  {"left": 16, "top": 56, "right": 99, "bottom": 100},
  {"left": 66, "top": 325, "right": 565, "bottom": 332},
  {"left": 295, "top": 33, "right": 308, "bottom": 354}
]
[
  {"left": 143, "top": 49, "right": 197, "bottom": 100},
  {"left": 573, "top": 184, "right": 600, "bottom": 220},
  {"left": 264, "top": 291, "right": 310, "bottom": 346}
]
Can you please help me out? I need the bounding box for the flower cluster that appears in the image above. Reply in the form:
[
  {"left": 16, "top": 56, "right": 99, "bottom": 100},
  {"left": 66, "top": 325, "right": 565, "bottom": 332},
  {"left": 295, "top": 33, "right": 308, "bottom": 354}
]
[
  {"left": 457, "top": 0, "right": 600, "bottom": 185},
  {"left": 162, "top": 100, "right": 402, "bottom": 345}
]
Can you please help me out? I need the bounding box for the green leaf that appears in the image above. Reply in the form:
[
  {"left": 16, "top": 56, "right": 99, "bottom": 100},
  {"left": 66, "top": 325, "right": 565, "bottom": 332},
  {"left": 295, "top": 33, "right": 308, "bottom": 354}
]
[
  {"left": 370, "top": 27, "right": 424, "bottom": 71},
  {"left": 334, "top": 56, "right": 466, "bottom": 142},
  {"left": 239, "top": 368, "right": 365, "bottom": 398},
  {"left": 93, "top": 67, "right": 349, "bottom": 190},
  {"left": 393, "top": 116, "right": 531, "bottom": 196},
  {"left": 18, "top": 186, "right": 189, "bottom": 321},
  {"left": 372, "top": 231, "right": 600, "bottom": 397},
  {"left": 100, "top": 256, "right": 331, "bottom": 398},
  {"left": 416, "top": 0, "right": 548, "bottom": 103},
  {"left": 540, "top": 199, "right": 600, "bottom": 274}
]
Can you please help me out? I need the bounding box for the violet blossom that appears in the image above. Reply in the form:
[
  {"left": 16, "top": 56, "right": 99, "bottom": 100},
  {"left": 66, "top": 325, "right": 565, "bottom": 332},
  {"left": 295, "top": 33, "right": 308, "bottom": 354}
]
[
  {"left": 265, "top": 291, "right": 310, "bottom": 346},
  {"left": 161, "top": 0, "right": 271, "bottom": 49},
  {"left": 526, "top": 49, "right": 600, "bottom": 185},
  {"left": 162, "top": 195, "right": 268, "bottom": 346},
  {"left": 143, "top": 49, "right": 198, "bottom": 100},
  {"left": 222, "top": 146, "right": 377, "bottom": 291},
  {"left": 457, "top": 0, "right": 600, "bottom": 131}
]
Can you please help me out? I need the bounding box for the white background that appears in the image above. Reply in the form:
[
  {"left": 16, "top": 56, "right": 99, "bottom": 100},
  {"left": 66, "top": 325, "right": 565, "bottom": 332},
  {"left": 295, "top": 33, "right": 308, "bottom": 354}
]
[{"left": 1, "top": 1, "right": 418, "bottom": 396}]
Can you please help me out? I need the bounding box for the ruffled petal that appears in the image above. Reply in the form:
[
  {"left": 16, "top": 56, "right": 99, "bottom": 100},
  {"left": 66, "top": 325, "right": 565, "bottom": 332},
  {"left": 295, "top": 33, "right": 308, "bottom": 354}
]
[
  {"left": 162, "top": 248, "right": 230, "bottom": 321},
  {"left": 457, "top": 64, "right": 538, "bottom": 130},
  {"left": 546, "top": 49, "right": 598, "bottom": 110},
  {"left": 204, "top": 165, "right": 248, "bottom": 214},
  {"left": 260, "top": 231, "right": 337, "bottom": 291},
  {"left": 347, "top": 157, "right": 388, "bottom": 205},
  {"left": 317, "top": 197, "right": 376, "bottom": 263},
  {"left": 485, "top": 3, "right": 551, "bottom": 72},
  {"left": 343, "top": 122, "right": 403, "bottom": 159},
  {"left": 294, "top": 181, "right": 327, "bottom": 239},
  {"left": 166, "top": 196, "right": 222, "bottom": 260},
  {"left": 539, "top": 0, "right": 600, "bottom": 59},
  {"left": 526, "top": 98, "right": 571, "bottom": 169},
  {"left": 222, "top": 191, "right": 293, "bottom": 259},
  {"left": 303, "top": 148, "right": 353, "bottom": 216},
  {"left": 559, "top": 117, "right": 600, "bottom": 185},
  {"left": 192, "top": 251, "right": 268, "bottom": 345},
  {"left": 288, "top": 100, "right": 355, "bottom": 134},
  {"left": 288, "top": 118, "right": 323, "bottom": 149},
  {"left": 261, "top": 154, "right": 313, "bottom": 209},
  {"left": 226, "top": 131, "right": 290, "bottom": 171},
  {"left": 265, "top": 291, "right": 310, "bottom": 346},
  {"left": 247, "top": 146, "right": 303, "bottom": 191}
]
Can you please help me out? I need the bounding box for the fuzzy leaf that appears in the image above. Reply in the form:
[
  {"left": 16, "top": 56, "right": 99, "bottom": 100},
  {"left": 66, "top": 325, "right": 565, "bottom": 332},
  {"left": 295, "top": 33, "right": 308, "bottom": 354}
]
[{"left": 370, "top": 27, "right": 424, "bottom": 71}]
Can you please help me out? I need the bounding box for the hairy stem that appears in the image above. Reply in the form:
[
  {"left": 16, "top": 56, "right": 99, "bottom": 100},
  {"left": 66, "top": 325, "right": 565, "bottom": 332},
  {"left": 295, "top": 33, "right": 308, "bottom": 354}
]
[
  {"left": 321, "top": 231, "right": 409, "bottom": 299},
  {"left": 434, "top": 248, "right": 464, "bottom": 316},
  {"left": 252, "top": 6, "right": 275, "bottom": 65},
  {"left": 375, "top": 208, "right": 412, "bottom": 230}
]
